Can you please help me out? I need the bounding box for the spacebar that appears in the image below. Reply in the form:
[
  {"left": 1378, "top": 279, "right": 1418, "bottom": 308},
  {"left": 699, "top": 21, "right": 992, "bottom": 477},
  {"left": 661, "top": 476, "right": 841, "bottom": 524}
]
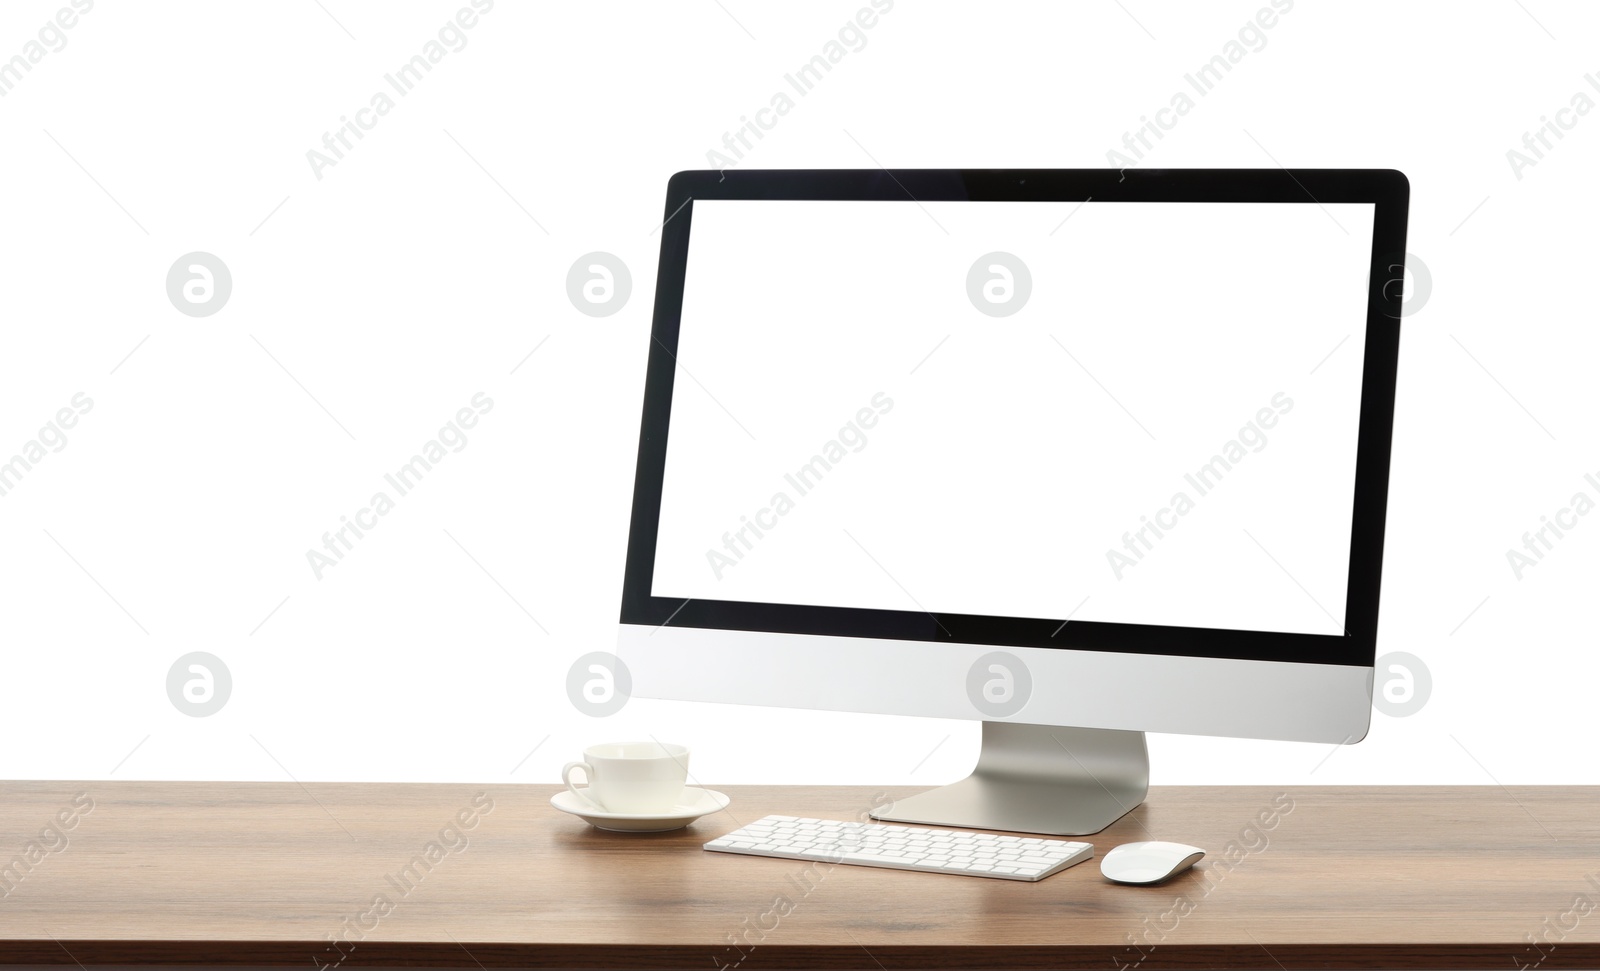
[{"left": 837, "top": 852, "right": 927, "bottom": 867}]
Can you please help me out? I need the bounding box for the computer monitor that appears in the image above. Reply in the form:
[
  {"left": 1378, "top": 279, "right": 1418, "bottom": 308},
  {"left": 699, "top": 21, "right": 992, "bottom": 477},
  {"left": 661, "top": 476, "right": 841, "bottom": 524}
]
[{"left": 619, "top": 169, "right": 1408, "bottom": 835}]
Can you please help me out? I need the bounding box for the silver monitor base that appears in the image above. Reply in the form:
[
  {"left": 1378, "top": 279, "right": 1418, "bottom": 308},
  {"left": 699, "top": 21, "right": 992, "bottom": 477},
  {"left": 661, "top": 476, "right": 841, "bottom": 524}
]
[{"left": 871, "top": 722, "right": 1149, "bottom": 836}]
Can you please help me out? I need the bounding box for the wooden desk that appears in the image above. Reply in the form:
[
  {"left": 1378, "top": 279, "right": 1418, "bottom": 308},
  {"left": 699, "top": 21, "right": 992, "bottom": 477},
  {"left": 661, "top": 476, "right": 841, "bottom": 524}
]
[{"left": 1, "top": 782, "right": 1596, "bottom": 968}]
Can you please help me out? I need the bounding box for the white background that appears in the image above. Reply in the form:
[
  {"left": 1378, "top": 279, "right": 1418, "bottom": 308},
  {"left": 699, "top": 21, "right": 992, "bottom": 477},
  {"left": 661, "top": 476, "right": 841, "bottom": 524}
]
[
  {"left": 1, "top": 0, "right": 1595, "bottom": 788},
  {"left": 653, "top": 200, "right": 1372, "bottom": 636}
]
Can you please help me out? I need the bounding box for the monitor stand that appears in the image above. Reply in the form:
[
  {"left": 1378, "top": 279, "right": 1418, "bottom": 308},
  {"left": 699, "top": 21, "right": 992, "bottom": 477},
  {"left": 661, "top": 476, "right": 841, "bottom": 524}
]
[{"left": 870, "top": 722, "right": 1148, "bottom": 836}]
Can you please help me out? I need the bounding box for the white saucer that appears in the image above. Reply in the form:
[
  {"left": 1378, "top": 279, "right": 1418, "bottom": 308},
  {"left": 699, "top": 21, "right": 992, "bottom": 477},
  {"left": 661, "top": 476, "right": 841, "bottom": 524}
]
[{"left": 551, "top": 786, "right": 731, "bottom": 833}]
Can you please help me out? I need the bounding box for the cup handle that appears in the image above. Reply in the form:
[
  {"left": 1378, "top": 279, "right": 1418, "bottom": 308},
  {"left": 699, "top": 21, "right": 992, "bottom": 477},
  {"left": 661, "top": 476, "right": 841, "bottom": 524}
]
[{"left": 562, "top": 761, "right": 605, "bottom": 811}]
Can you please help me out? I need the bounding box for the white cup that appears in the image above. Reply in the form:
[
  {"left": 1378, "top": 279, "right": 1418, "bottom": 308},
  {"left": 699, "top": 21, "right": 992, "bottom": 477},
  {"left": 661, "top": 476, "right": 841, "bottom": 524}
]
[{"left": 562, "top": 740, "right": 689, "bottom": 814}]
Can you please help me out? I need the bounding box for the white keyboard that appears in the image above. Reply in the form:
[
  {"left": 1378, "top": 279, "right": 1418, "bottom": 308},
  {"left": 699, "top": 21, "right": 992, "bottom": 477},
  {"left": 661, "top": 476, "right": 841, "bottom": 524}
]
[{"left": 703, "top": 815, "right": 1094, "bottom": 881}]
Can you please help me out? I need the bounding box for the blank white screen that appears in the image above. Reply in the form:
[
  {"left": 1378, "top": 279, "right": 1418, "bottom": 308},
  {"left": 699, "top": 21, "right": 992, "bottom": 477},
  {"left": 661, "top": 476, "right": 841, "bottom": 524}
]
[{"left": 651, "top": 199, "right": 1374, "bottom": 637}]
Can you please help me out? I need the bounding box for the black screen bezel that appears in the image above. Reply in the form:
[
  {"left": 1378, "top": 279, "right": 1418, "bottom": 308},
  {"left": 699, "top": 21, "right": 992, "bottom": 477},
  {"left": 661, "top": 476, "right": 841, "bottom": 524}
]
[{"left": 620, "top": 168, "right": 1408, "bottom": 668}]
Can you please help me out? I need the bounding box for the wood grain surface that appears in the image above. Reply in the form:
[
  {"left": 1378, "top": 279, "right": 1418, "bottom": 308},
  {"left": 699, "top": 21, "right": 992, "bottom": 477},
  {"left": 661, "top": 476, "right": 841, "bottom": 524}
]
[{"left": 1, "top": 782, "right": 1597, "bottom": 968}]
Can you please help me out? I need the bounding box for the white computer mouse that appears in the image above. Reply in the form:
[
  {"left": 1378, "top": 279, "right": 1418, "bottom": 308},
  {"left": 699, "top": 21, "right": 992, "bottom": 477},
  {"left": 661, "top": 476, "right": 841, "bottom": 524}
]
[{"left": 1100, "top": 841, "right": 1206, "bottom": 884}]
